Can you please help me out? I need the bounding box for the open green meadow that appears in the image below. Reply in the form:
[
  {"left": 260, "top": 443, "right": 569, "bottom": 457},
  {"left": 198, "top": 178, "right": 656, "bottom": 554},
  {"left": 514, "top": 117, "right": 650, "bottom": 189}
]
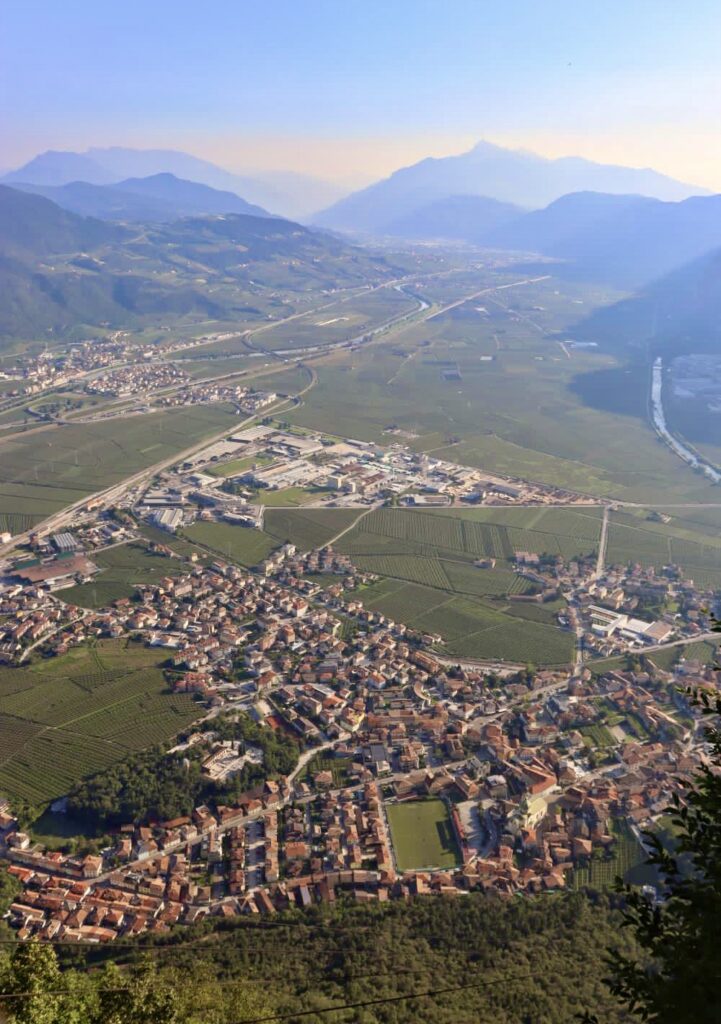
[
  {"left": 60, "top": 541, "right": 189, "bottom": 608},
  {"left": 386, "top": 798, "right": 461, "bottom": 871},
  {"left": 0, "top": 639, "right": 202, "bottom": 806}
]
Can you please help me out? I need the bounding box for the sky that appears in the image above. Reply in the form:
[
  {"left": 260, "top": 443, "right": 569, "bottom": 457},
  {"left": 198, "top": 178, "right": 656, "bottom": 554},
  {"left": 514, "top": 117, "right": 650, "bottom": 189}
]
[{"left": 2, "top": 0, "right": 721, "bottom": 189}]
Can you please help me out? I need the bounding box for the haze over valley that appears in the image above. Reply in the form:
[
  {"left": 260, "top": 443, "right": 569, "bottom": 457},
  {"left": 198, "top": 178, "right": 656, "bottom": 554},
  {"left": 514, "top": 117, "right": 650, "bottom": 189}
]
[{"left": 1, "top": 3, "right": 721, "bottom": 1021}]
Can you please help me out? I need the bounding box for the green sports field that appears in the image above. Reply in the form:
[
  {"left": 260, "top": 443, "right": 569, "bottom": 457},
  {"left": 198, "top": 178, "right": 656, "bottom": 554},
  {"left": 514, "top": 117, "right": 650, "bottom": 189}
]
[{"left": 386, "top": 798, "right": 461, "bottom": 871}]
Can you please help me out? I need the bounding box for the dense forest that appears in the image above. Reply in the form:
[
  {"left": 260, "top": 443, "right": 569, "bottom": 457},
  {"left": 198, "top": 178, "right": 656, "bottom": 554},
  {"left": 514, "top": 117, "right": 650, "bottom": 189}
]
[
  {"left": 67, "top": 714, "right": 300, "bottom": 828},
  {"left": 70, "top": 892, "right": 637, "bottom": 1024}
]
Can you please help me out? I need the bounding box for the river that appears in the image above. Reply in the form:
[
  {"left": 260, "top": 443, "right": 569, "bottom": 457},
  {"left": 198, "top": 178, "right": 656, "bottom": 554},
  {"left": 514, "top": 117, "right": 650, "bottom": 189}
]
[{"left": 651, "top": 357, "right": 721, "bottom": 483}]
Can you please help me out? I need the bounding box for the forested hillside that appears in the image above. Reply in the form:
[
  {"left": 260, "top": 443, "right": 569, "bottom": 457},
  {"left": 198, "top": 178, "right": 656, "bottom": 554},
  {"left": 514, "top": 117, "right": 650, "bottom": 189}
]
[{"left": 54, "top": 892, "right": 634, "bottom": 1024}]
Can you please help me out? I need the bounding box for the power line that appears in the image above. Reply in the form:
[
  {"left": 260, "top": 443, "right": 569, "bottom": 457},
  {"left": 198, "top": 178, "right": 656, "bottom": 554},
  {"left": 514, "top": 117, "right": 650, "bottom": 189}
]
[
  {"left": 0, "top": 921, "right": 400, "bottom": 950},
  {"left": 0, "top": 988, "right": 127, "bottom": 1001},
  {"left": 229, "top": 973, "right": 534, "bottom": 1024}
]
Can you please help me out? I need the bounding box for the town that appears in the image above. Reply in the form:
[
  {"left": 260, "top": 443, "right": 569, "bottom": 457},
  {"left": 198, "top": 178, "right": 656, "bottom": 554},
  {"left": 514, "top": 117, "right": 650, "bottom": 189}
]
[{"left": 0, "top": 480, "right": 716, "bottom": 940}]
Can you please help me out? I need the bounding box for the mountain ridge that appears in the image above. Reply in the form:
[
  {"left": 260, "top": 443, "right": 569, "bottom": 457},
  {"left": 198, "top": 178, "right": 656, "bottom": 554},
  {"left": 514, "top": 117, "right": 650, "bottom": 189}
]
[
  {"left": 313, "top": 139, "right": 708, "bottom": 233},
  {"left": 10, "top": 173, "right": 272, "bottom": 223},
  {"left": 0, "top": 185, "right": 393, "bottom": 341},
  {"left": 3, "top": 148, "right": 346, "bottom": 220}
]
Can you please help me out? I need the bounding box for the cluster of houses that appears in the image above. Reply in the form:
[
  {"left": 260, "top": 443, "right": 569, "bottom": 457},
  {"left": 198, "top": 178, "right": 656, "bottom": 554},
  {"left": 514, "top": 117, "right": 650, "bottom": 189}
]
[
  {"left": 0, "top": 485, "right": 718, "bottom": 944},
  {"left": 158, "top": 384, "right": 277, "bottom": 414},
  {"left": 85, "top": 363, "right": 188, "bottom": 399},
  {"left": 1, "top": 535, "right": 716, "bottom": 941}
]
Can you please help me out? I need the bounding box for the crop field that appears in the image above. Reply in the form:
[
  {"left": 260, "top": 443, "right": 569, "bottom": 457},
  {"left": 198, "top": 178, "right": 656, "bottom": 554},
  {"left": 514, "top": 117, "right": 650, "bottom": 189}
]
[
  {"left": 0, "top": 403, "right": 242, "bottom": 524},
  {"left": 677, "top": 638, "right": 721, "bottom": 666},
  {"left": 184, "top": 521, "right": 278, "bottom": 566},
  {"left": 252, "top": 286, "right": 420, "bottom": 353},
  {"left": 60, "top": 542, "right": 188, "bottom": 608},
  {"left": 0, "top": 510, "right": 43, "bottom": 535},
  {"left": 581, "top": 724, "right": 616, "bottom": 748},
  {"left": 287, "top": 272, "right": 717, "bottom": 504},
  {"left": 606, "top": 508, "right": 721, "bottom": 588},
  {"left": 328, "top": 506, "right": 592, "bottom": 663},
  {"left": 357, "top": 577, "right": 573, "bottom": 665},
  {"left": 0, "top": 639, "right": 202, "bottom": 806},
  {"left": 263, "top": 507, "right": 362, "bottom": 550},
  {"left": 569, "top": 819, "right": 652, "bottom": 889},
  {"left": 386, "top": 798, "right": 461, "bottom": 871},
  {"left": 137, "top": 524, "right": 209, "bottom": 561},
  {"left": 336, "top": 507, "right": 603, "bottom": 565}
]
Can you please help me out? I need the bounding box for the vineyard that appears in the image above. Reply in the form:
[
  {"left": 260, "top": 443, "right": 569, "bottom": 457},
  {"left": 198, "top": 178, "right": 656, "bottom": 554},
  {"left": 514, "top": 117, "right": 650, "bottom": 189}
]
[
  {"left": 337, "top": 507, "right": 583, "bottom": 664},
  {"left": 337, "top": 507, "right": 602, "bottom": 566},
  {"left": 263, "top": 507, "right": 361, "bottom": 551},
  {"left": 60, "top": 541, "right": 188, "bottom": 609},
  {"left": 569, "top": 819, "right": 651, "bottom": 889},
  {"left": 606, "top": 508, "right": 721, "bottom": 589},
  {"left": 0, "top": 639, "right": 203, "bottom": 806},
  {"left": 0, "top": 511, "right": 42, "bottom": 536}
]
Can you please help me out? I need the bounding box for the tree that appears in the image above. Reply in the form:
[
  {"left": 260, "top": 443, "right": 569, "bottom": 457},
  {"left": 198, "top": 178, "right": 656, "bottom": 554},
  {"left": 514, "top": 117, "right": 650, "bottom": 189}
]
[
  {"left": 0, "top": 942, "right": 95, "bottom": 1024},
  {"left": 600, "top": 685, "right": 721, "bottom": 1021},
  {"left": 0, "top": 947, "right": 271, "bottom": 1024}
]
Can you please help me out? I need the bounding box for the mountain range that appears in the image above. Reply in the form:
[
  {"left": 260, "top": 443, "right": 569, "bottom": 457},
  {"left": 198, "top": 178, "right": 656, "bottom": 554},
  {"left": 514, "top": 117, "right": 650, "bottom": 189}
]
[
  {"left": 0, "top": 185, "right": 393, "bottom": 341},
  {"left": 2, "top": 148, "right": 346, "bottom": 220},
  {"left": 10, "top": 173, "right": 271, "bottom": 223},
  {"left": 349, "top": 187, "right": 721, "bottom": 289},
  {"left": 574, "top": 244, "right": 721, "bottom": 357},
  {"left": 486, "top": 191, "right": 721, "bottom": 286},
  {"left": 313, "top": 139, "right": 707, "bottom": 233}
]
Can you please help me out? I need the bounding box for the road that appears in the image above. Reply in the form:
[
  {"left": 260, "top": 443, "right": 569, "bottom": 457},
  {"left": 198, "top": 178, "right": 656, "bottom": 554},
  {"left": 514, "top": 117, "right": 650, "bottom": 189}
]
[
  {"left": 595, "top": 505, "right": 610, "bottom": 577},
  {"left": 424, "top": 275, "right": 551, "bottom": 323},
  {"left": 320, "top": 503, "right": 382, "bottom": 549},
  {"left": 0, "top": 373, "right": 317, "bottom": 558}
]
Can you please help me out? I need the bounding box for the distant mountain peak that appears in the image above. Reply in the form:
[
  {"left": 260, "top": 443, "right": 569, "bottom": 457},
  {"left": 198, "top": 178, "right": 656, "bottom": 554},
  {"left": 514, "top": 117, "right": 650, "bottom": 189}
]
[{"left": 314, "top": 140, "right": 708, "bottom": 234}]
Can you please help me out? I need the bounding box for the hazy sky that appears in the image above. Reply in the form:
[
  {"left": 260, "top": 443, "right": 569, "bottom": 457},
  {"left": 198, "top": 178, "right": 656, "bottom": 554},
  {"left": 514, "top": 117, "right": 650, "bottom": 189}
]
[{"left": 2, "top": 0, "right": 721, "bottom": 188}]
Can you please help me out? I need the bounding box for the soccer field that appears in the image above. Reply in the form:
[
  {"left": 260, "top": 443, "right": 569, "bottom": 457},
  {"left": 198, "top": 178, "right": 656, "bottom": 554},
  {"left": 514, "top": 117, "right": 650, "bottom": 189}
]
[{"left": 386, "top": 798, "right": 461, "bottom": 871}]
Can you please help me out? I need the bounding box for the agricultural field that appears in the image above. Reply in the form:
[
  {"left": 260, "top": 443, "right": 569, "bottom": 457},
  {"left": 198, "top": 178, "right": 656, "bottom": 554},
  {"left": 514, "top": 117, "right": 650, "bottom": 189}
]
[
  {"left": 605, "top": 507, "right": 721, "bottom": 589},
  {"left": 183, "top": 521, "right": 278, "bottom": 566},
  {"left": 337, "top": 506, "right": 603, "bottom": 565},
  {"left": 0, "top": 639, "right": 202, "bottom": 806},
  {"left": 263, "top": 507, "right": 363, "bottom": 550},
  {"left": 331, "top": 506, "right": 592, "bottom": 664},
  {"left": 206, "top": 454, "right": 273, "bottom": 478},
  {"left": 136, "top": 524, "right": 209, "bottom": 560},
  {"left": 249, "top": 285, "right": 420, "bottom": 353},
  {"left": 581, "top": 724, "right": 616, "bottom": 748},
  {"left": 386, "top": 798, "right": 461, "bottom": 871},
  {"left": 0, "top": 403, "right": 242, "bottom": 524},
  {"left": 569, "top": 818, "right": 653, "bottom": 889},
  {"left": 59, "top": 542, "right": 188, "bottom": 608},
  {"left": 286, "top": 272, "right": 717, "bottom": 504}
]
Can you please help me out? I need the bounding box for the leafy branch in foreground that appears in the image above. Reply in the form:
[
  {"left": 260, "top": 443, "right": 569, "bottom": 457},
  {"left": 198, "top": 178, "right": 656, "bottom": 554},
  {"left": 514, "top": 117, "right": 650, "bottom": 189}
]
[{"left": 597, "top": 678, "right": 721, "bottom": 1022}]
